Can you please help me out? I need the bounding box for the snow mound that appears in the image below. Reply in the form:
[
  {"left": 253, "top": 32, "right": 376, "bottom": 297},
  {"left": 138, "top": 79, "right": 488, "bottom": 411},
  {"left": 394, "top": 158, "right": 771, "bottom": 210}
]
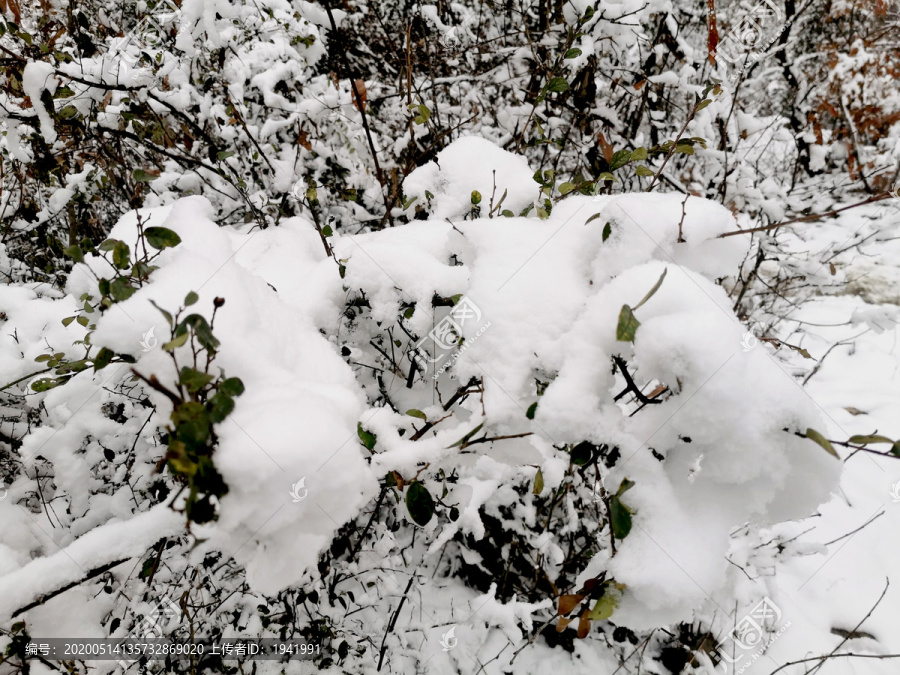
[{"left": 402, "top": 135, "right": 536, "bottom": 220}]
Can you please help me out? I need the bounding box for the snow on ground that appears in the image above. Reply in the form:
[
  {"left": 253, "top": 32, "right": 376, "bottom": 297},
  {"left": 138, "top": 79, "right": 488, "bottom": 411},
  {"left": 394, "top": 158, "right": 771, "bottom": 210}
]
[{"left": 728, "top": 202, "right": 900, "bottom": 675}]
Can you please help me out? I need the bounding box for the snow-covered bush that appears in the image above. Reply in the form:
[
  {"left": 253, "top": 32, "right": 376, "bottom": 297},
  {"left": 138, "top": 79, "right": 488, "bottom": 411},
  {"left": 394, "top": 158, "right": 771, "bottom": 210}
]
[
  {"left": 0, "top": 138, "right": 844, "bottom": 673},
  {"left": 2, "top": 0, "right": 898, "bottom": 671}
]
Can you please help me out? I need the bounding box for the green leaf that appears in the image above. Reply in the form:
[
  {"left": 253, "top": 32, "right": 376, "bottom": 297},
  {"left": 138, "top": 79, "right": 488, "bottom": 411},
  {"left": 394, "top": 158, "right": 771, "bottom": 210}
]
[
  {"left": 406, "top": 481, "right": 435, "bottom": 526},
  {"left": 616, "top": 305, "right": 640, "bottom": 342},
  {"left": 674, "top": 143, "right": 694, "bottom": 155},
  {"left": 616, "top": 478, "right": 636, "bottom": 496},
  {"left": 597, "top": 172, "right": 616, "bottom": 182},
  {"left": 558, "top": 182, "right": 576, "bottom": 195},
  {"left": 57, "top": 104, "right": 79, "bottom": 119},
  {"left": 99, "top": 239, "right": 120, "bottom": 252},
  {"left": 586, "top": 589, "right": 620, "bottom": 621},
  {"left": 217, "top": 150, "right": 235, "bottom": 160},
  {"left": 112, "top": 241, "right": 131, "bottom": 270},
  {"left": 179, "top": 366, "right": 214, "bottom": 393},
  {"left": 526, "top": 402, "right": 537, "bottom": 420},
  {"left": 322, "top": 225, "right": 333, "bottom": 237},
  {"left": 471, "top": 190, "right": 482, "bottom": 205},
  {"left": 109, "top": 278, "right": 136, "bottom": 302},
  {"left": 61, "top": 316, "right": 76, "bottom": 327},
  {"left": 146, "top": 300, "right": 173, "bottom": 329},
  {"left": 533, "top": 468, "right": 544, "bottom": 495},
  {"left": 805, "top": 428, "right": 839, "bottom": 458},
  {"left": 34, "top": 353, "right": 53, "bottom": 363},
  {"left": 602, "top": 222, "right": 612, "bottom": 241},
  {"left": 358, "top": 422, "right": 377, "bottom": 450},
  {"left": 585, "top": 213, "right": 602, "bottom": 226},
  {"left": 635, "top": 165, "right": 654, "bottom": 177},
  {"left": 184, "top": 291, "right": 199, "bottom": 306},
  {"left": 93, "top": 347, "right": 115, "bottom": 371},
  {"left": 144, "top": 227, "right": 182, "bottom": 250},
  {"left": 632, "top": 268, "right": 667, "bottom": 311},
  {"left": 570, "top": 441, "right": 594, "bottom": 466},
  {"left": 172, "top": 402, "right": 212, "bottom": 446},
  {"left": 31, "top": 377, "right": 62, "bottom": 392},
  {"left": 631, "top": 147, "right": 648, "bottom": 161},
  {"left": 448, "top": 422, "right": 485, "bottom": 448},
  {"left": 564, "top": 48, "right": 582, "bottom": 59},
  {"left": 179, "top": 314, "right": 219, "bottom": 352},
  {"left": 56, "top": 358, "right": 90, "bottom": 374},
  {"left": 848, "top": 434, "right": 894, "bottom": 445},
  {"left": 162, "top": 331, "right": 190, "bottom": 351},
  {"left": 547, "top": 77, "right": 569, "bottom": 93},
  {"left": 609, "top": 495, "right": 633, "bottom": 539},
  {"left": 610, "top": 150, "right": 632, "bottom": 171},
  {"left": 219, "top": 377, "right": 245, "bottom": 397},
  {"left": 695, "top": 98, "right": 712, "bottom": 112},
  {"left": 64, "top": 245, "right": 84, "bottom": 263},
  {"left": 207, "top": 392, "right": 235, "bottom": 423},
  {"left": 77, "top": 314, "right": 89, "bottom": 327},
  {"left": 138, "top": 557, "right": 157, "bottom": 580},
  {"left": 406, "top": 409, "right": 427, "bottom": 420},
  {"left": 133, "top": 169, "right": 159, "bottom": 182}
]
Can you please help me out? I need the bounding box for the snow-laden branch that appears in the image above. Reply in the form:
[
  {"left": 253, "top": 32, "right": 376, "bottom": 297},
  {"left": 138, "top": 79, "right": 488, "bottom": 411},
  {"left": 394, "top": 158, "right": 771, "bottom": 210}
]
[{"left": 0, "top": 504, "right": 183, "bottom": 621}]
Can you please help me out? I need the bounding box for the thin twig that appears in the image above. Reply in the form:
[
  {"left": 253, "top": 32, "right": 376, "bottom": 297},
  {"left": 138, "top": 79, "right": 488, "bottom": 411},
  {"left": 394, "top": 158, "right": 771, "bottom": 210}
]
[
  {"left": 377, "top": 576, "right": 415, "bottom": 671},
  {"left": 718, "top": 193, "right": 892, "bottom": 238},
  {"left": 769, "top": 578, "right": 890, "bottom": 675}
]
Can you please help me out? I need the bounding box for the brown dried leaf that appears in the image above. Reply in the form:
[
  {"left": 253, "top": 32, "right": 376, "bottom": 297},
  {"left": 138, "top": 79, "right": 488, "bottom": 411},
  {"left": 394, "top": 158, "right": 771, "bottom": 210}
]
[
  {"left": 577, "top": 612, "right": 591, "bottom": 639},
  {"left": 557, "top": 594, "right": 584, "bottom": 616},
  {"left": 556, "top": 616, "right": 572, "bottom": 633},
  {"left": 352, "top": 79, "right": 367, "bottom": 112},
  {"left": 647, "top": 384, "right": 668, "bottom": 400},
  {"left": 597, "top": 132, "right": 614, "bottom": 165},
  {"left": 297, "top": 129, "right": 312, "bottom": 151},
  {"left": 706, "top": 0, "right": 718, "bottom": 66}
]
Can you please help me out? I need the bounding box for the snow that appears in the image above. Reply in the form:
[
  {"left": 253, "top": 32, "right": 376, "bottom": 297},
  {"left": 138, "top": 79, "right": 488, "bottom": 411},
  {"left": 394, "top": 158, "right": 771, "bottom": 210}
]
[
  {"left": 1, "top": 135, "right": 897, "bottom": 673},
  {"left": 402, "top": 135, "right": 537, "bottom": 221},
  {"left": 22, "top": 62, "right": 59, "bottom": 145},
  {"left": 0, "top": 504, "right": 182, "bottom": 621}
]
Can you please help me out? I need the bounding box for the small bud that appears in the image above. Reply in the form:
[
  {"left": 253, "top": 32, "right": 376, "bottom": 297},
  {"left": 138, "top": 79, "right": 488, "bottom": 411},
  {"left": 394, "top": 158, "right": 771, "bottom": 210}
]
[{"left": 213, "top": 297, "right": 225, "bottom": 308}]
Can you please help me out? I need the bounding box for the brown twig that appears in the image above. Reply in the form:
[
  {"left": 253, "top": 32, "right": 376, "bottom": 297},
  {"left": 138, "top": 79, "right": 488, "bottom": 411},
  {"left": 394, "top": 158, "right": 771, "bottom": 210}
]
[
  {"left": 770, "top": 578, "right": 891, "bottom": 675},
  {"left": 323, "top": 5, "right": 395, "bottom": 228},
  {"left": 612, "top": 356, "right": 664, "bottom": 407},
  {"left": 718, "top": 193, "right": 892, "bottom": 238}
]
